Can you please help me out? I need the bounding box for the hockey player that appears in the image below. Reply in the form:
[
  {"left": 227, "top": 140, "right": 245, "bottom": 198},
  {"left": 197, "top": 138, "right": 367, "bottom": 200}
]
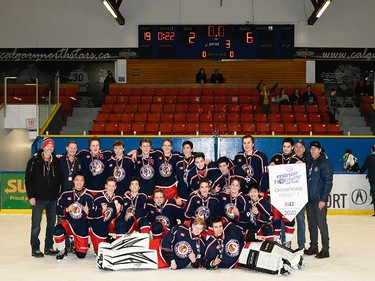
[
  {"left": 232, "top": 135, "right": 268, "bottom": 197},
  {"left": 153, "top": 138, "right": 182, "bottom": 199},
  {"left": 146, "top": 189, "right": 184, "bottom": 238},
  {"left": 215, "top": 156, "right": 250, "bottom": 194},
  {"left": 115, "top": 177, "right": 149, "bottom": 236},
  {"left": 134, "top": 138, "right": 157, "bottom": 197},
  {"left": 269, "top": 137, "right": 299, "bottom": 247},
  {"left": 204, "top": 216, "right": 245, "bottom": 269},
  {"left": 217, "top": 177, "right": 248, "bottom": 229},
  {"left": 242, "top": 184, "right": 274, "bottom": 241},
  {"left": 89, "top": 176, "right": 123, "bottom": 254},
  {"left": 176, "top": 140, "right": 196, "bottom": 201},
  {"left": 53, "top": 172, "right": 94, "bottom": 260},
  {"left": 184, "top": 178, "right": 219, "bottom": 226},
  {"left": 76, "top": 136, "right": 112, "bottom": 194},
  {"left": 187, "top": 152, "right": 221, "bottom": 192},
  {"left": 106, "top": 140, "right": 134, "bottom": 196},
  {"left": 60, "top": 140, "right": 82, "bottom": 193},
  {"left": 153, "top": 218, "right": 207, "bottom": 269}
]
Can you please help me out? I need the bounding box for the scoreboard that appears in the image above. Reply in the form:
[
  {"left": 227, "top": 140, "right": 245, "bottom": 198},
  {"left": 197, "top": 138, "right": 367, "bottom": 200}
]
[{"left": 138, "top": 24, "right": 294, "bottom": 59}]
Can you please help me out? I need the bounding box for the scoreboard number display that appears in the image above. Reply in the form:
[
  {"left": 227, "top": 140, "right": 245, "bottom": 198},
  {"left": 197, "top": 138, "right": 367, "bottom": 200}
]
[{"left": 138, "top": 24, "right": 294, "bottom": 59}]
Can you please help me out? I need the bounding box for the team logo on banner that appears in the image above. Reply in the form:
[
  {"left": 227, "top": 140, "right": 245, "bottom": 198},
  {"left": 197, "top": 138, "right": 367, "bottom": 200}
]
[
  {"left": 195, "top": 206, "right": 210, "bottom": 219},
  {"left": 174, "top": 241, "right": 192, "bottom": 258},
  {"left": 90, "top": 159, "right": 105, "bottom": 176},
  {"left": 159, "top": 163, "right": 173, "bottom": 177},
  {"left": 155, "top": 215, "right": 170, "bottom": 227},
  {"left": 225, "top": 239, "right": 240, "bottom": 257},
  {"left": 224, "top": 203, "right": 236, "bottom": 219},
  {"left": 113, "top": 167, "right": 126, "bottom": 182},
  {"left": 241, "top": 164, "right": 254, "bottom": 177},
  {"left": 70, "top": 202, "right": 84, "bottom": 219},
  {"left": 103, "top": 207, "right": 114, "bottom": 222},
  {"left": 140, "top": 164, "right": 154, "bottom": 180}
]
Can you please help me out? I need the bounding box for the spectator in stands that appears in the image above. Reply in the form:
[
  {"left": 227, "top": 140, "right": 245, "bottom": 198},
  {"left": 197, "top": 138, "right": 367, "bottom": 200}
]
[
  {"left": 274, "top": 88, "right": 290, "bottom": 105},
  {"left": 102, "top": 70, "right": 116, "bottom": 95},
  {"left": 360, "top": 144, "right": 375, "bottom": 217},
  {"left": 210, "top": 68, "right": 224, "bottom": 83},
  {"left": 327, "top": 88, "right": 338, "bottom": 124},
  {"left": 257, "top": 80, "right": 278, "bottom": 115},
  {"left": 196, "top": 68, "right": 207, "bottom": 84},
  {"left": 354, "top": 78, "right": 370, "bottom": 107},
  {"left": 302, "top": 85, "right": 318, "bottom": 105},
  {"left": 290, "top": 88, "right": 304, "bottom": 106}
]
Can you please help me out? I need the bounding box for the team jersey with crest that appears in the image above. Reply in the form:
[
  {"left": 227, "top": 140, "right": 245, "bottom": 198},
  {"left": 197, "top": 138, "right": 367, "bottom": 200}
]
[
  {"left": 176, "top": 156, "right": 196, "bottom": 200},
  {"left": 77, "top": 149, "right": 112, "bottom": 192},
  {"left": 161, "top": 224, "right": 207, "bottom": 269},
  {"left": 184, "top": 192, "right": 219, "bottom": 224},
  {"left": 59, "top": 155, "right": 82, "bottom": 193},
  {"left": 89, "top": 191, "right": 123, "bottom": 238},
  {"left": 217, "top": 192, "right": 248, "bottom": 229},
  {"left": 106, "top": 154, "right": 134, "bottom": 196},
  {"left": 187, "top": 164, "right": 221, "bottom": 192},
  {"left": 134, "top": 155, "right": 156, "bottom": 197},
  {"left": 56, "top": 188, "right": 94, "bottom": 237},
  {"left": 205, "top": 222, "right": 245, "bottom": 269},
  {"left": 147, "top": 199, "right": 184, "bottom": 231},
  {"left": 232, "top": 150, "right": 268, "bottom": 189},
  {"left": 241, "top": 196, "right": 273, "bottom": 235},
  {"left": 153, "top": 149, "right": 181, "bottom": 187},
  {"left": 270, "top": 152, "right": 299, "bottom": 165}
]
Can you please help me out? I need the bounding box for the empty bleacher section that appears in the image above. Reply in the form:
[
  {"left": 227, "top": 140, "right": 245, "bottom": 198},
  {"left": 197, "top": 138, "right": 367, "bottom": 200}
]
[{"left": 91, "top": 83, "right": 344, "bottom": 135}]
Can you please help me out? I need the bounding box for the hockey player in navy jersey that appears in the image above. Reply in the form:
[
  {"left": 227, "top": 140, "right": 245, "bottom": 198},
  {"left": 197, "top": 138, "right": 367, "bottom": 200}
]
[
  {"left": 146, "top": 189, "right": 184, "bottom": 238},
  {"left": 184, "top": 178, "right": 219, "bottom": 226},
  {"left": 106, "top": 140, "right": 134, "bottom": 196},
  {"left": 176, "top": 141, "right": 196, "bottom": 201},
  {"left": 76, "top": 136, "right": 112, "bottom": 194},
  {"left": 269, "top": 137, "right": 299, "bottom": 247},
  {"left": 134, "top": 138, "right": 157, "bottom": 197},
  {"left": 187, "top": 152, "right": 221, "bottom": 192},
  {"left": 54, "top": 172, "right": 94, "bottom": 260},
  {"left": 215, "top": 156, "right": 250, "bottom": 194},
  {"left": 89, "top": 176, "right": 123, "bottom": 254},
  {"left": 155, "top": 218, "right": 207, "bottom": 269},
  {"left": 205, "top": 216, "right": 245, "bottom": 269},
  {"left": 242, "top": 184, "right": 274, "bottom": 241},
  {"left": 232, "top": 135, "right": 268, "bottom": 196},
  {"left": 115, "top": 177, "right": 149, "bottom": 237},
  {"left": 217, "top": 177, "right": 248, "bottom": 229}
]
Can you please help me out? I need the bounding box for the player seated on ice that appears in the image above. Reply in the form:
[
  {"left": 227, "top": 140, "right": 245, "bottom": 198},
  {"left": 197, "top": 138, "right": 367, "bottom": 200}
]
[
  {"left": 204, "top": 216, "right": 245, "bottom": 269},
  {"left": 53, "top": 172, "right": 94, "bottom": 260},
  {"left": 149, "top": 218, "right": 207, "bottom": 269}
]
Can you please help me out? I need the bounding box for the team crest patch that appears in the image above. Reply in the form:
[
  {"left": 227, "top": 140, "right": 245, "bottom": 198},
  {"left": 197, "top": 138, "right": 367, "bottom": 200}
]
[
  {"left": 140, "top": 164, "right": 154, "bottom": 180},
  {"left": 126, "top": 206, "right": 135, "bottom": 214},
  {"left": 174, "top": 241, "right": 192, "bottom": 258},
  {"left": 70, "top": 202, "right": 84, "bottom": 219},
  {"left": 113, "top": 166, "right": 126, "bottom": 182},
  {"left": 314, "top": 167, "right": 318, "bottom": 171},
  {"left": 224, "top": 203, "right": 236, "bottom": 219},
  {"left": 195, "top": 206, "right": 210, "bottom": 219},
  {"left": 155, "top": 215, "right": 170, "bottom": 227},
  {"left": 225, "top": 239, "right": 240, "bottom": 257},
  {"left": 89, "top": 159, "right": 105, "bottom": 176},
  {"left": 241, "top": 164, "right": 254, "bottom": 177},
  {"left": 159, "top": 162, "right": 173, "bottom": 177},
  {"left": 103, "top": 207, "right": 114, "bottom": 222}
]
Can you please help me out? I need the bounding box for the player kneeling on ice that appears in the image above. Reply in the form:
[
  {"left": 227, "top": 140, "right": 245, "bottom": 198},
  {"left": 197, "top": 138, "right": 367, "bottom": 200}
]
[{"left": 53, "top": 172, "right": 94, "bottom": 260}]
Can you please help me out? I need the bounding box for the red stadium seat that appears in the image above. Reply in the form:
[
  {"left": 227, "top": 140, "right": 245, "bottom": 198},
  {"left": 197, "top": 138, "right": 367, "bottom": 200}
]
[
  {"left": 145, "top": 122, "right": 160, "bottom": 134},
  {"left": 238, "top": 88, "right": 250, "bottom": 96},
  {"left": 214, "top": 88, "right": 225, "bottom": 95},
  {"left": 293, "top": 105, "right": 305, "bottom": 113},
  {"left": 128, "top": 96, "right": 141, "bottom": 104},
  {"left": 123, "top": 104, "right": 136, "bottom": 113},
  {"left": 105, "top": 95, "right": 117, "bottom": 104},
  {"left": 361, "top": 96, "right": 374, "bottom": 104},
  {"left": 306, "top": 104, "right": 319, "bottom": 113},
  {"left": 186, "top": 123, "right": 199, "bottom": 134},
  {"left": 148, "top": 113, "right": 161, "bottom": 122},
  {"left": 298, "top": 123, "right": 313, "bottom": 135},
  {"left": 143, "top": 88, "right": 154, "bottom": 96},
  {"left": 227, "top": 113, "right": 240, "bottom": 122},
  {"left": 312, "top": 123, "right": 327, "bottom": 135},
  {"left": 176, "top": 104, "right": 189, "bottom": 113},
  {"left": 241, "top": 104, "right": 253, "bottom": 113},
  {"left": 214, "top": 96, "right": 227, "bottom": 104},
  {"left": 284, "top": 123, "right": 299, "bottom": 134},
  {"left": 227, "top": 122, "right": 241, "bottom": 134},
  {"left": 201, "top": 96, "right": 213, "bottom": 104},
  {"left": 213, "top": 113, "right": 227, "bottom": 122},
  {"left": 270, "top": 123, "right": 285, "bottom": 135},
  {"left": 159, "top": 122, "right": 173, "bottom": 134},
  {"left": 151, "top": 104, "right": 163, "bottom": 112},
  {"left": 134, "top": 113, "right": 148, "bottom": 122},
  {"left": 155, "top": 88, "right": 167, "bottom": 96},
  {"left": 308, "top": 113, "right": 322, "bottom": 123},
  {"left": 217, "top": 122, "right": 228, "bottom": 134},
  {"left": 326, "top": 123, "right": 343, "bottom": 135},
  {"left": 281, "top": 112, "right": 294, "bottom": 123},
  {"left": 240, "top": 113, "right": 254, "bottom": 122},
  {"left": 190, "top": 88, "right": 202, "bottom": 96},
  {"left": 108, "top": 113, "right": 122, "bottom": 122},
  {"left": 294, "top": 112, "right": 308, "bottom": 123},
  {"left": 189, "top": 104, "right": 202, "bottom": 113},
  {"left": 201, "top": 88, "right": 212, "bottom": 96},
  {"left": 164, "top": 96, "right": 177, "bottom": 104},
  {"left": 177, "top": 95, "right": 189, "bottom": 104},
  {"left": 104, "top": 122, "right": 119, "bottom": 134},
  {"left": 91, "top": 122, "right": 105, "bottom": 134},
  {"left": 238, "top": 95, "right": 251, "bottom": 104},
  {"left": 280, "top": 104, "right": 293, "bottom": 112},
  {"left": 117, "top": 96, "right": 128, "bottom": 104},
  {"left": 140, "top": 96, "right": 153, "bottom": 104},
  {"left": 270, "top": 104, "right": 279, "bottom": 113},
  {"left": 118, "top": 122, "right": 132, "bottom": 134},
  {"left": 95, "top": 113, "right": 108, "bottom": 122},
  {"left": 200, "top": 113, "right": 213, "bottom": 122},
  {"left": 226, "top": 88, "right": 237, "bottom": 96},
  {"left": 160, "top": 113, "right": 174, "bottom": 122},
  {"left": 201, "top": 104, "right": 214, "bottom": 113},
  {"left": 132, "top": 122, "right": 145, "bottom": 134},
  {"left": 189, "top": 95, "right": 201, "bottom": 104},
  {"left": 177, "top": 88, "right": 190, "bottom": 95},
  {"left": 138, "top": 104, "right": 151, "bottom": 113},
  {"left": 121, "top": 113, "right": 135, "bottom": 122},
  {"left": 152, "top": 95, "right": 165, "bottom": 104},
  {"left": 186, "top": 113, "right": 200, "bottom": 122},
  {"left": 172, "top": 122, "right": 186, "bottom": 134},
  {"left": 241, "top": 123, "right": 256, "bottom": 134},
  {"left": 113, "top": 104, "right": 126, "bottom": 113},
  {"left": 164, "top": 104, "right": 176, "bottom": 113},
  {"left": 227, "top": 104, "right": 240, "bottom": 113},
  {"left": 101, "top": 104, "right": 114, "bottom": 113},
  {"left": 131, "top": 88, "right": 143, "bottom": 96},
  {"left": 226, "top": 96, "right": 239, "bottom": 104},
  {"left": 254, "top": 113, "right": 268, "bottom": 122},
  {"left": 214, "top": 104, "right": 227, "bottom": 113},
  {"left": 256, "top": 123, "right": 271, "bottom": 135},
  {"left": 174, "top": 113, "right": 187, "bottom": 122},
  {"left": 199, "top": 122, "right": 214, "bottom": 135},
  {"left": 267, "top": 113, "right": 281, "bottom": 122}
]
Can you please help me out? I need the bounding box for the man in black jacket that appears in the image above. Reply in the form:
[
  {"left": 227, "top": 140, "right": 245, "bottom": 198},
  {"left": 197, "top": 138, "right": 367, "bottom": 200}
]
[
  {"left": 304, "top": 141, "right": 333, "bottom": 259},
  {"left": 360, "top": 144, "right": 375, "bottom": 216},
  {"left": 25, "top": 138, "right": 62, "bottom": 258}
]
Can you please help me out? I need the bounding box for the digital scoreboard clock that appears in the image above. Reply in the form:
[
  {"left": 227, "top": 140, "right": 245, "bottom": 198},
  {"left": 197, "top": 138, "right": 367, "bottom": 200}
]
[{"left": 138, "top": 24, "right": 294, "bottom": 59}]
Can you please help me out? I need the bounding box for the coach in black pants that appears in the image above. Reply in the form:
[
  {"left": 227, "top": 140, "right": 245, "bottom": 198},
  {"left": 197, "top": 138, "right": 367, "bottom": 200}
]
[
  {"left": 360, "top": 144, "right": 375, "bottom": 216},
  {"left": 304, "top": 141, "right": 333, "bottom": 259}
]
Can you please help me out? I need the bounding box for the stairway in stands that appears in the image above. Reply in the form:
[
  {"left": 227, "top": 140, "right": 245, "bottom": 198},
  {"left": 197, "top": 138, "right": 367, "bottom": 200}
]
[
  {"left": 60, "top": 107, "right": 100, "bottom": 135},
  {"left": 337, "top": 107, "right": 373, "bottom": 135}
]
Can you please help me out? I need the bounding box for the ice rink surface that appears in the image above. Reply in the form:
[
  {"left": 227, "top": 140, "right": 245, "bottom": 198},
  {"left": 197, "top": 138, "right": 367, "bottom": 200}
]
[{"left": 1, "top": 214, "right": 374, "bottom": 281}]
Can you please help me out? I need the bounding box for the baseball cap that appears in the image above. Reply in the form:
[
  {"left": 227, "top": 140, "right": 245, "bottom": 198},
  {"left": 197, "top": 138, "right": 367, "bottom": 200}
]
[
  {"left": 42, "top": 137, "right": 55, "bottom": 149},
  {"left": 309, "top": 140, "right": 322, "bottom": 149},
  {"left": 295, "top": 139, "right": 306, "bottom": 147}
]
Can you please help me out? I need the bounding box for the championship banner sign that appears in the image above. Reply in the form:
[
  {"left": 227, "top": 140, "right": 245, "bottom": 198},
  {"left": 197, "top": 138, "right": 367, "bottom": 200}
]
[
  {"left": 0, "top": 172, "right": 30, "bottom": 209},
  {"left": 268, "top": 164, "right": 308, "bottom": 221}
]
